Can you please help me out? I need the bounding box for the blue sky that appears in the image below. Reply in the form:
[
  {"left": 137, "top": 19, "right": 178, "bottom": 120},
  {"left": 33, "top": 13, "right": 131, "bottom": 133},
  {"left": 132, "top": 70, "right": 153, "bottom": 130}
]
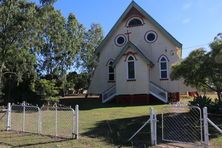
[{"left": 35, "top": 0, "right": 222, "bottom": 58}]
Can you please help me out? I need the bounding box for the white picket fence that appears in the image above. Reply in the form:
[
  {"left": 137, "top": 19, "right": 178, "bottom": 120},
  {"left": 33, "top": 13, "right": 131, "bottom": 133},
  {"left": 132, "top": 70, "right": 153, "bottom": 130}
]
[{"left": 5, "top": 102, "right": 79, "bottom": 139}]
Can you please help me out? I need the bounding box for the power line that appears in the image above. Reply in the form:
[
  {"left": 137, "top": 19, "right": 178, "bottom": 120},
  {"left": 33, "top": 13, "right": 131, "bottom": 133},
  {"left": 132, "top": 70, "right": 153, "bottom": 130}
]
[{"left": 183, "top": 43, "right": 210, "bottom": 49}]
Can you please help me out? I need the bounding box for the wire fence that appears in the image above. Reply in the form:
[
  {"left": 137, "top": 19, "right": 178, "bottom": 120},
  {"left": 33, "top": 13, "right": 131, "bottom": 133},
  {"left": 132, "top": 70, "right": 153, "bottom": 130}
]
[
  {"left": 41, "top": 104, "right": 76, "bottom": 138},
  {"left": 6, "top": 102, "right": 79, "bottom": 139},
  {"left": 162, "top": 105, "right": 202, "bottom": 146},
  {"left": 208, "top": 113, "right": 222, "bottom": 147},
  {"left": 0, "top": 106, "right": 6, "bottom": 130}
]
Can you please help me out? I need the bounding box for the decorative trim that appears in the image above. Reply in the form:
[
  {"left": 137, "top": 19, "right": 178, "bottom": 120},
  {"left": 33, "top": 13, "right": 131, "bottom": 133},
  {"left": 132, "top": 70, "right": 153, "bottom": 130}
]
[
  {"left": 123, "top": 51, "right": 137, "bottom": 61},
  {"left": 144, "top": 30, "right": 158, "bottom": 43},
  {"left": 114, "top": 34, "right": 127, "bottom": 47},
  {"left": 126, "top": 16, "right": 145, "bottom": 27},
  {"left": 106, "top": 58, "right": 114, "bottom": 66},
  {"left": 157, "top": 54, "right": 169, "bottom": 62}
]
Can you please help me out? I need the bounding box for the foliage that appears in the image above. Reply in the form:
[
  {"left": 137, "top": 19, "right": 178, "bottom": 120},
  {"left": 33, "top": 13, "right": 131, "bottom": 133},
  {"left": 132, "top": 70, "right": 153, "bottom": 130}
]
[
  {"left": 0, "top": 0, "right": 104, "bottom": 103},
  {"left": 79, "top": 24, "right": 103, "bottom": 88},
  {"left": 189, "top": 96, "right": 213, "bottom": 109},
  {"left": 35, "top": 79, "right": 59, "bottom": 104},
  {"left": 171, "top": 34, "right": 222, "bottom": 101},
  {"left": 0, "top": 0, "right": 40, "bottom": 102},
  {"left": 211, "top": 99, "right": 222, "bottom": 113},
  {"left": 189, "top": 95, "right": 222, "bottom": 114}
]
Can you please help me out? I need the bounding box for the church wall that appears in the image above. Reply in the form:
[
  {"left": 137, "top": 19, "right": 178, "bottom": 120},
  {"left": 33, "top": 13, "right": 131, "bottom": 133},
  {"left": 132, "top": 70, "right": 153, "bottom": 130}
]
[
  {"left": 88, "top": 7, "right": 195, "bottom": 95},
  {"left": 115, "top": 49, "right": 149, "bottom": 95}
]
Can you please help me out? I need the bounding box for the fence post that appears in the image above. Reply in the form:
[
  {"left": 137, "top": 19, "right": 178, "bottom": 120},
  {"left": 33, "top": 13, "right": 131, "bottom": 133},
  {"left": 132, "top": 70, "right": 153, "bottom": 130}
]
[
  {"left": 203, "top": 107, "right": 209, "bottom": 148},
  {"left": 150, "top": 107, "right": 157, "bottom": 146},
  {"left": 37, "top": 106, "right": 42, "bottom": 134},
  {"left": 55, "top": 103, "right": 58, "bottom": 137},
  {"left": 22, "top": 101, "right": 26, "bottom": 132},
  {"left": 153, "top": 110, "right": 157, "bottom": 145},
  {"left": 6, "top": 103, "right": 11, "bottom": 131},
  {"left": 75, "top": 105, "right": 79, "bottom": 139}
]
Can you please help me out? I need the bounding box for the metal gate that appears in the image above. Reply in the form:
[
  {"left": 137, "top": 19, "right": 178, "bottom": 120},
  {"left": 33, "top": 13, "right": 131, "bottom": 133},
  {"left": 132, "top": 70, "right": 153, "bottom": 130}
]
[{"left": 162, "top": 104, "right": 203, "bottom": 146}]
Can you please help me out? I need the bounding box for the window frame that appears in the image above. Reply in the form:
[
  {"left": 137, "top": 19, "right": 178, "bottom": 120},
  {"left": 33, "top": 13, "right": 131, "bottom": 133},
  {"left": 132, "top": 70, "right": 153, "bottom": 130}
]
[
  {"left": 144, "top": 30, "right": 158, "bottom": 43},
  {"left": 114, "top": 34, "right": 127, "bottom": 47},
  {"left": 126, "top": 16, "right": 144, "bottom": 27},
  {"left": 108, "top": 61, "right": 115, "bottom": 82},
  {"left": 159, "top": 56, "right": 169, "bottom": 80},
  {"left": 127, "top": 55, "right": 136, "bottom": 80}
]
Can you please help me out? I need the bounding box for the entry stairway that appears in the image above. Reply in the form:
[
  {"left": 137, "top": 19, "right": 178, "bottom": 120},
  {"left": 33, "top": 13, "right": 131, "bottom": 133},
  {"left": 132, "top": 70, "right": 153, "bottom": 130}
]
[{"left": 101, "top": 81, "right": 168, "bottom": 103}]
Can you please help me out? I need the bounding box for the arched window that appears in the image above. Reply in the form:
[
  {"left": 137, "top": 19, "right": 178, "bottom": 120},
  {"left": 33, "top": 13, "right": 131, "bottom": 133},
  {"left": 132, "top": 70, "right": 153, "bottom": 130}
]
[
  {"left": 108, "top": 61, "right": 114, "bottom": 81},
  {"left": 159, "top": 56, "right": 168, "bottom": 79},
  {"left": 127, "top": 17, "right": 143, "bottom": 27},
  {"left": 127, "top": 56, "right": 135, "bottom": 79}
]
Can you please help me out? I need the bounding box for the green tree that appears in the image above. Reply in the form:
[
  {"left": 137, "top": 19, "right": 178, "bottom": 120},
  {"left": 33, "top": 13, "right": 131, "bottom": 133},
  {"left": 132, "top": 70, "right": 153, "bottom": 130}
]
[
  {"left": 0, "top": 0, "right": 39, "bottom": 102},
  {"left": 79, "top": 24, "right": 103, "bottom": 88},
  {"left": 171, "top": 35, "right": 222, "bottom": 101},
  {"left": 35, "top": 79, "right": 59, "bottom": 104}
]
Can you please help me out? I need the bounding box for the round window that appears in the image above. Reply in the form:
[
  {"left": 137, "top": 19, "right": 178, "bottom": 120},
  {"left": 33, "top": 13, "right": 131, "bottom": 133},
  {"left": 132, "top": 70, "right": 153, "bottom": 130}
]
[
  {"left": 115, "top": 34, "right": 126, "bottom": 47},
  {"left": 145, "top": 31, "right": 157, "bottom": 43}
]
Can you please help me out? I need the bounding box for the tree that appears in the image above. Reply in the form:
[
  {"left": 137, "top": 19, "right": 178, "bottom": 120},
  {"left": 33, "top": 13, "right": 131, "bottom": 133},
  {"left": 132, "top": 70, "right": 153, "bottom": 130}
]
[
  {"left": 35, "top": 79, "right": 59, "bottom": 104},
  {"left": 0, "top": 0, "right": 39, "bottom": 102},
  {"left": 79, "top": 24, "right": 103, "bottom": 88},
  {"left": 171, "top": 34, "right": 222, "bottom": 101}
]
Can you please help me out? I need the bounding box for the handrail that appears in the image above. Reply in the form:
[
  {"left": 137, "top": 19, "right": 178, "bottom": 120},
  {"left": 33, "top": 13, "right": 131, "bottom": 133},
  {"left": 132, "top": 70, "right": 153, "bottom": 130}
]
[
  {"left": 102, "top": 85, "right": 115, "bottom": 94},
  {"left": 149, "top": 81, "right": 168, "bottom": 103},
  {"left": 150, "top": 81, "right": 167, "bottom": 92},
  {"left": 102, "top": 85, "right": 116, "bottom": 103}
]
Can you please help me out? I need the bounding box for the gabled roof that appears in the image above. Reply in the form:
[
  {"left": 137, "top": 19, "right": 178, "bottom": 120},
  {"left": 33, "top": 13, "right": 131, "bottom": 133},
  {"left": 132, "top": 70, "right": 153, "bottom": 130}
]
[
  {"left": 113, "top": 41, "right": 154, "bottom": 67},
  {"left": 95, "top": 1, "right": 182, "bottom": 54}
]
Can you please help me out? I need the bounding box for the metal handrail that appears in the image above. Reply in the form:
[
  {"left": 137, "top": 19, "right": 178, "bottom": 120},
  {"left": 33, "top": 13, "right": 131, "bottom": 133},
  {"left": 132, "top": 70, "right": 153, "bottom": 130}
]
[
  {"left": 149, "top": 82, "right": 168, "bottom": 103},
  {"left": 102, "top": 85, "right": 116, "bottom": 103}
]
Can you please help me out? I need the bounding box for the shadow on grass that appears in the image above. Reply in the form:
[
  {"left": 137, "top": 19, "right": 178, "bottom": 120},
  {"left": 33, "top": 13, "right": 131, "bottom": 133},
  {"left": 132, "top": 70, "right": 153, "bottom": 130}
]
[
  {"left": 60, "top": 98, "right": 163, "bottom": 110},
  {"left": 0, "top": 130, "right": 73, "bottom": 148},
  {"left": 82, "top": 111, "right": 222, "bottom": 147},
  {"left": 82, "top": 114, "right": 164, "bottom": 147}
]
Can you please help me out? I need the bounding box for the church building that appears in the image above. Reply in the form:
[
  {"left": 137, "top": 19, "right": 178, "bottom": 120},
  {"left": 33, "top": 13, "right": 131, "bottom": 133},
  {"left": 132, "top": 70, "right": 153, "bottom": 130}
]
[{"left": 88, "top": 1, "right": 193, "bottom": 104}]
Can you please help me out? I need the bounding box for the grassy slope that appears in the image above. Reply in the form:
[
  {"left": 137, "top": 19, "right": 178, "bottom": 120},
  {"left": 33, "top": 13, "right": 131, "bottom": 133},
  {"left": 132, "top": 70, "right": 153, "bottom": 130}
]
[{"left": 0, "top": 98, "right": 222, "bottom": 147}]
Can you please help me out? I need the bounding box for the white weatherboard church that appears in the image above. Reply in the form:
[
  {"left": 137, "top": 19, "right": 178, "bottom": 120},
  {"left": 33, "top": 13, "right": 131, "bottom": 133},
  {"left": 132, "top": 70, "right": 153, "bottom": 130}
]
[{"left": 88, "top": 1, "right": 194, "bottom": 104}]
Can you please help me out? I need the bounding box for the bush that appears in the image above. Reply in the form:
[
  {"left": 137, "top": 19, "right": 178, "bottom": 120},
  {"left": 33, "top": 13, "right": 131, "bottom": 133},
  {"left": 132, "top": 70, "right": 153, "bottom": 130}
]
[
  {"left": 189, "top": 96, "right": 222, "bottom": 114},
  {"left": 211, "top": 99, "right": 222, "bottom": 113},
  {"left": 189, "top": 96, "right": 213, "bottom": 109}
]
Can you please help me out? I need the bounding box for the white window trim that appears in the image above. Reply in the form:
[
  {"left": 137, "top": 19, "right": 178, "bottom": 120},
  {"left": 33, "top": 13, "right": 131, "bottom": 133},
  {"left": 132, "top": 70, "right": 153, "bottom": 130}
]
[
  {"left": 108, "top": 61, "right": 115, "bottom": 81},
  {"left": 126, "top": 16, "right": 144, "bottom": 27},
  {"left": 159, "top": 56, "right": 169, "bottom": 79},
  {"left": 126, "top": 55, "right": 136, "bottom": 80}
]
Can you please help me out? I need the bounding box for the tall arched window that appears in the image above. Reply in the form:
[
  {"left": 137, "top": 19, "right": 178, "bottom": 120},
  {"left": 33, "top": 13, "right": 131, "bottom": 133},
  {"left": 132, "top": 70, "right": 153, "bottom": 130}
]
[
  {"left": 108, "top": 61, "right": 114, "bottom": 81},
  {"left": 127, "top": 56, "right": 135, "bottom": 79},
  {"left": 159, "top": 56, "right": 168, "bottom": 79}
]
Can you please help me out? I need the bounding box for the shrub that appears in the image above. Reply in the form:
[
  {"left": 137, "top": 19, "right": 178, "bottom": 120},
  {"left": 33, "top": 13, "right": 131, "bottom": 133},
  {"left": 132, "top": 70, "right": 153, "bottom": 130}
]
[
  {"left": 189, "top": 96, "right": 222, "bottom": 114},
  {"left": 211, "top": 99, "right": 222, "bottom": 113},
  {"left": 189, "top": 96, "right": 213, "bottom": 109}
]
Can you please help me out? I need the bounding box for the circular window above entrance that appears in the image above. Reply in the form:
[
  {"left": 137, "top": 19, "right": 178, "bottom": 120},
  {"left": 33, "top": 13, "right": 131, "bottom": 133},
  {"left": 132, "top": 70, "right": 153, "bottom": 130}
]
[
  {"left": 115, "top": 34, "right": 127, "bottom": 47},
  {"left": 144, "top": 30, "right": 158, "bottom": 43}
]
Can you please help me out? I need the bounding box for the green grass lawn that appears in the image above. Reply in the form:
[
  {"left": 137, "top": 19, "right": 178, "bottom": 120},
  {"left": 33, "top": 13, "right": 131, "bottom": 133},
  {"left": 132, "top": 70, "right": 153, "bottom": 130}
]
[{"left": 0, "top": 98, "right": 222, "bottom": 147}]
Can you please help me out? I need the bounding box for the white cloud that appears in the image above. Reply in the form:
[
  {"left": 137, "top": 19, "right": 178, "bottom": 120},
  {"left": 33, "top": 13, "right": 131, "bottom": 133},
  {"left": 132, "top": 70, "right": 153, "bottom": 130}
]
[{"left": 182, "top": 18, "right": 191, "bottom": 24}]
